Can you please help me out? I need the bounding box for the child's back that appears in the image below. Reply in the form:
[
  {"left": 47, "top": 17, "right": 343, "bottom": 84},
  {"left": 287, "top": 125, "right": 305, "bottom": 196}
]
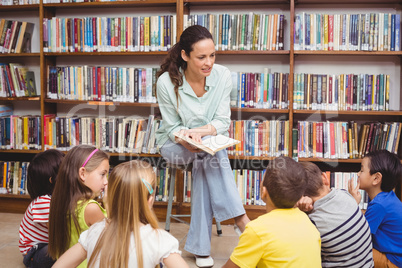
[
  {"left": 79, "top": 219, "right": 180, "bottom": 268},
  {"left": 231, "top": 208, "right": 320, "bottom": 267},
  {"left": 224, "top": 157, "right": 321, "bottom": 268},
  {"left": 18, "top": 149, "right": 64, "bottom": 268},
  {"left": 299, "top": 162, "right": 373, "bottom": 267},
  {"left": 309, "top": 189, "right": 373, "bottom": 267}
]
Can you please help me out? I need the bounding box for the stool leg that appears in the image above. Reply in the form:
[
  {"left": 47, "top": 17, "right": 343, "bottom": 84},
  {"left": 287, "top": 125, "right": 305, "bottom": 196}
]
[
  {"left": 216, "top": 221, "right": 223, "bottom": 236},
  {"left": 165, "top": 168, "right": 176, "bottom": 232}
]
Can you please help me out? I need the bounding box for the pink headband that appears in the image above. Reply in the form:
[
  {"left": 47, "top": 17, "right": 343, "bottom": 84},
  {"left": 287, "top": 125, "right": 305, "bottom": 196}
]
[{"left": 82, "top": 148, "right": 98, "bottom": 167}]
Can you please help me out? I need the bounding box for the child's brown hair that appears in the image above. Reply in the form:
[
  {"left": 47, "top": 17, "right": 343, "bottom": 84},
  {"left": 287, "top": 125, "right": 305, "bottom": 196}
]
[
  {"left": 300, "top": 162, "right": 324, "bottom": 197},
  {"left": 263, "top": 156, "right": 307, "bottom": 208}
]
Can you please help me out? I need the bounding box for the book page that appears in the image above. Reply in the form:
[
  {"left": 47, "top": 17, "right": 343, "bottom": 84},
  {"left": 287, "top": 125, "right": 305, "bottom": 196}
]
[{"left": 201, "top": 135, "right": 239, "bottom": 152}]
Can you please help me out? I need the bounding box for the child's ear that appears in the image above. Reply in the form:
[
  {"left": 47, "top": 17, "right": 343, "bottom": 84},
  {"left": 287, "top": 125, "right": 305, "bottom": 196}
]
[
  {"left": 49, "top": 177, "right": 52, "bottom": 184},
  {"left": 148, "top": 194, "right": 155, "bottom": 209},
  {"left": 79, "top": 167, "right": 86, "bottom": 182},
  {"left": 261, "top": 186, "right": 268, "bottom": 199},
  {"left": 373, "top": 172, "right": 383, "bottom": 186},
  {"left": 321, "top": 172, "right": 330, "bottom": 186}
]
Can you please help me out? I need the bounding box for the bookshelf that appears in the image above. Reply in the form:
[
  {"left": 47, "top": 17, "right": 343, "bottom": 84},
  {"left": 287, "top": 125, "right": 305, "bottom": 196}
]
[{"left": 1, "top": 0, "right": 401, "bottom": 221}]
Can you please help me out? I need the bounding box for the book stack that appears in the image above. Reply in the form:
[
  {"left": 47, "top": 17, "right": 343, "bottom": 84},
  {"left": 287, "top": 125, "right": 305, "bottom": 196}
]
[
  {"left": 43, "top": 114, "right": 161, "bottom": 154},
  {"left": 0, "top": 20, "right": 35, "bottom": 53},
  {"left": 293, "top": 73, "right": 390, "bottom": 111},
  {"left": 294, "top": 13, "right": 401, "bottom": 51},
  {"left": 295, "top": 121, "right": 401, "bottom": 159},
  {"left": 0, "top": 115, "right": 41, "bottom": 150},
  {"left": 0, "top": 161, "right": 29, "bottom": 195},
  {"left": 0, "top": 0, "right": 38, "bottom": 5},
  {"left": 47, "top": 65, "right": 157, "bottom": 103},
  {"left": 327, "top": 171, "right": 368, "bottom": 209},
  {"left": 184, "top": 13, "right": 285, "bottom": 51},
  {"left": 43, "top": 15, "right": 177, "bottom": 53},
  {"left": 228, "top": 119, "right": 289, "bottom": 157},
  {"left": 231, "top": 70, "right": 289, "bottom": 109},
  {"left": 0, "top": 63, "right": 37, "bottom": 97}
]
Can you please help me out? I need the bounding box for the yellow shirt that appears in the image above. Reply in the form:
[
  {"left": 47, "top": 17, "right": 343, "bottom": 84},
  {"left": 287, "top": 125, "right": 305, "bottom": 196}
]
[
  {"left": 70, "top": 199, "right": 106, "bottom": 268},
  {"left": 230, "top": 208, "right": 321, "bottom": 268}
]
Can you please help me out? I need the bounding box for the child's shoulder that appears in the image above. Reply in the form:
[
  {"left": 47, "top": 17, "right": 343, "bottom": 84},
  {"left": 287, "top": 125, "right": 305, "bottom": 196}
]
[{"left": 31, "top": 194, "right": 51, "bottom": 204}]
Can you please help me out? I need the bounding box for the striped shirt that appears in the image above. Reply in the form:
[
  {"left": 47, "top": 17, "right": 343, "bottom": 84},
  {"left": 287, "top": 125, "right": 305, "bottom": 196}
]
[
  {"left": 309, "top": 189, "right": 374, "bottom": 267},
  {"left": 18, "top": 195, "right": 51, "bottom": 254}
]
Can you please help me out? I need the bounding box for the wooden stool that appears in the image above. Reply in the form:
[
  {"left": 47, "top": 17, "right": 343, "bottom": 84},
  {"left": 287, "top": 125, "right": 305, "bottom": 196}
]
[{"left": 164, "top": 163, "right": 223, "bottom": 236}]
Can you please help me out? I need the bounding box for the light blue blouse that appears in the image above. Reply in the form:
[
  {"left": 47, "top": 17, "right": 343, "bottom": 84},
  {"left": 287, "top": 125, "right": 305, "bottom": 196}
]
[{"left": 156, "top": 63, "right": 232, "bottom": 147}]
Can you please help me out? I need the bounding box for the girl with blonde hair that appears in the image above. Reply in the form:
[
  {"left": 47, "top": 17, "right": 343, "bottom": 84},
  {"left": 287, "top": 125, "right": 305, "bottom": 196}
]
[{"left": 53, "top": 160, "right": 188, "bottom": 268}]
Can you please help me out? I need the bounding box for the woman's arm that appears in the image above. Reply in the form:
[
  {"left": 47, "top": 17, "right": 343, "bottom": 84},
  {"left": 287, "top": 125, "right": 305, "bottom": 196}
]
[{"left": 52, "top": 243, "right": 87, "bottom": 268}]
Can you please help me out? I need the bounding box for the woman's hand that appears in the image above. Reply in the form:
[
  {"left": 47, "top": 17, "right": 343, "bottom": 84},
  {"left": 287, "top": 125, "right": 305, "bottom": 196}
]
[
  {"left": 348, "top": 179, "right": 362, "bottom": 204},
  {"left": 175, "top": 129, "right": 202, "bottom": 153}
]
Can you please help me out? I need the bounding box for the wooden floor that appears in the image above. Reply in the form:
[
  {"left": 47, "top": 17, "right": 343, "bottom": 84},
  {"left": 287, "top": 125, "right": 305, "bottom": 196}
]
[{"left": 0, "top": 212, "right": 240, "bottom": 267}]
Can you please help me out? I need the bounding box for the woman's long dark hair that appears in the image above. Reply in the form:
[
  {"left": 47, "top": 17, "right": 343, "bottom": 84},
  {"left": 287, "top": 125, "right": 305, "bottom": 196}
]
[{"left": 156, "top": 25, "right": 213, "bottom": 107}]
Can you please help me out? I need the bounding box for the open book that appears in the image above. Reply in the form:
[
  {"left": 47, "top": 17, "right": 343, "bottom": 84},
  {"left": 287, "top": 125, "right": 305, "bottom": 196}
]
[{"left": 173, "top": 133, "right": 240, "bottom": 156}]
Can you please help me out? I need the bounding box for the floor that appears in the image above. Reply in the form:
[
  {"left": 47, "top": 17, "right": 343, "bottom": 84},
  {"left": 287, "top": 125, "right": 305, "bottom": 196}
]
[{"left": 0, "top": 212, "right": 239, "bottom": 267}]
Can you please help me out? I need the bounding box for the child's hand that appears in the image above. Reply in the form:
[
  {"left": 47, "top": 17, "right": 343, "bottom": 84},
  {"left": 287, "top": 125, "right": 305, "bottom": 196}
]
[
  {"left": 348, "top": 179, "right": 362, "bottom": 204},
  {"left": 296, "top": 196, "right": 314, "bottom": 213}
]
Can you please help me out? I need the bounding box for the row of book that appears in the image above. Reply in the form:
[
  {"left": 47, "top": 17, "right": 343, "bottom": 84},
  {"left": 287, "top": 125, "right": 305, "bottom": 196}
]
[
  {"left": 184, "top": 13, "right": 285, "bottom": 51},
  {"left": 47, "top": 65, "right": 157, "bottom": 103},
  {"left": 0, "top": 19, "right": 35, "bottom": 54},
  {"left": 0, "top": 63, "right": 37, "bottom": 98},
  {"left": 228, "top": 120, "right": 290, "bottom": 157},
  {"left": 328, "top": 171, "right": 368, "bottom": 209},
  {"left": 0, "top": 161, "right": 29, "bottom": 195},
  {"left": 294, "top": 13, "right": 401, "bottom": 51},
  {"left": 43, "top": 15, "right": 177, "bottom": 53},
  {"left": 0, "top": 0, "right": 38, "bottom": 5},
  {"left": 293, "top": 73, "right": 390, "bottom": 111},
  {"left": 43, "top": 114, "right": 160, "bottom": 154},
  {"left": 0, "top": 115, "right": 41, "bottom": 150},
  {"left": 295, "top": 121, "right": 401, "bottom": 159},
  {"left": 230, "top": 70, "right": 289, "bottom": 109}
]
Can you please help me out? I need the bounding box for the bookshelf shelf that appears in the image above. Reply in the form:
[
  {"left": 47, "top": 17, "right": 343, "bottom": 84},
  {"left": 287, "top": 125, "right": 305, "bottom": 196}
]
[
  {"left": 44, "top": 99, "right": 159, "bottom": 108},
  {"left": 217, "top": 50, "right": 290, "bottom": 55},
  {"left": 0, "top": 4, "right": 39, "bottom": 11},
  {"left": 43, "top": 52, "right": 169, "bottom": 57},
  {"left": 295, "top": 0, "right": 400, "bottom": 5},
  {"left": 294, "top": 51, "right": 402, "bottom": 56},
  {"left": 185, "top": 0, "right": 289, "bottom": 5},
  {"left": 298, "top": 158, "right": 363, "bottom": 163},
  {"left": 0, "top": 193, "right": 30, "bottom": 199},
  {"left": 293, "top": 110, "right": 402, "bottom": 116},
  {"left": 43, "top": 0, "right": 176, "bottom": 8},
  {"left": 0, "top": 53, "right": 40, "bottom": 57},
  {"left": 0, "top": 97, "right": 40, "bottom": 101},
  {"left": 228, "top": 155, "right": 276, "bottom": 160},
  {"left": 231, "top": 108, "right": 289, "bottom": 113},
  {"left": 0, "top": 149, "right": 42, "bottom": 154}
]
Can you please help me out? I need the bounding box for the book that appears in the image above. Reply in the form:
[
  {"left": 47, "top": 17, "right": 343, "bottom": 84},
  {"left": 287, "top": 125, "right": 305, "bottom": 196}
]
[{"left": 173, "top": 133, "right": 240, "bottom": 156}]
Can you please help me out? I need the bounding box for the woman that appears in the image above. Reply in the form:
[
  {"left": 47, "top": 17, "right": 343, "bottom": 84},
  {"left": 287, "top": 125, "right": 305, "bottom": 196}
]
[{"left": 156, "top": 25, "right": 250, "bottom": 268}]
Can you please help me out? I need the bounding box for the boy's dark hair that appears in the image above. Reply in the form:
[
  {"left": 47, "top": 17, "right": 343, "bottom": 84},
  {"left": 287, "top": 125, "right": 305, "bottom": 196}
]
[
  {"left": 27, "top": 149, "right": 64, "bottom": 200},
  {"left": 263, "top": 156, "right": 307, "bottom": 208},
  {"left": 300, "top": 162, "right": 324, "bottom": 197},
  {"left": 365, "top": 150, "right": 402, "bottom": 192}
]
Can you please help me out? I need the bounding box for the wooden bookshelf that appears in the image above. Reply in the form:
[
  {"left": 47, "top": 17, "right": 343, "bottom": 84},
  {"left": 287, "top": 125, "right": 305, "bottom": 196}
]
[{"left": 1, "top": 0, "right": 401, "bottom": 219}]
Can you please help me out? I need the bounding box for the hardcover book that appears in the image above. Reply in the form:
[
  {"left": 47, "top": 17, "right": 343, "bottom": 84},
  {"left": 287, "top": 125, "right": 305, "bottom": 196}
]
[{"left": 173, "top": 133, "right": 240, "bottom": 156}]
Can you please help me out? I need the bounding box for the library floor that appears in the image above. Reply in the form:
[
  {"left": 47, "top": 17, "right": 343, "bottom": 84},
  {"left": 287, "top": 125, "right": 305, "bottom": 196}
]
[{"left": 0, "top": 212, "right": 239, "bottom": 268}]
